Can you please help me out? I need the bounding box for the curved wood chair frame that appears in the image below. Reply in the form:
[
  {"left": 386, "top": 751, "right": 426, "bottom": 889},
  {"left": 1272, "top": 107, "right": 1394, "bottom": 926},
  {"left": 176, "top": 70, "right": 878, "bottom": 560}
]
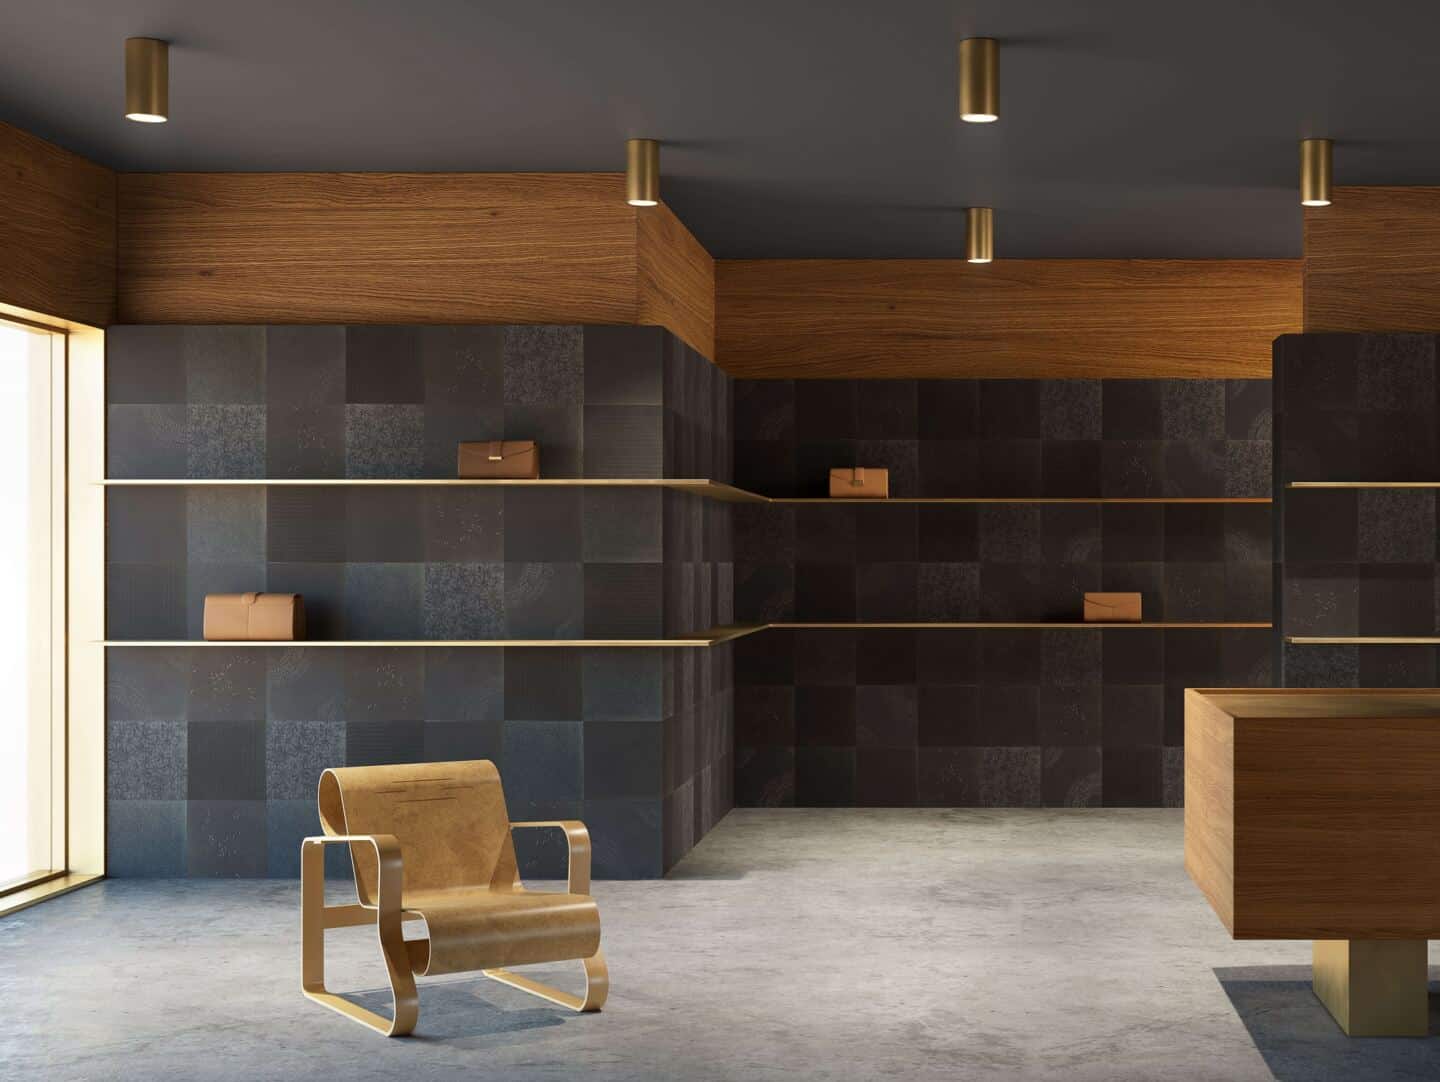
[{"left": 300, "top": 819, "right": 608, "bottom": 1038}]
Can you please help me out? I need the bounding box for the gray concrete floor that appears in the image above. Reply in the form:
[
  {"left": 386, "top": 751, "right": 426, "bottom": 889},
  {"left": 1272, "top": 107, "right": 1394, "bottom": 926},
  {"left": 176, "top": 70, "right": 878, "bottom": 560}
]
[{"left": 2, "top": 809, "right": 1438, "bottom": 1081}]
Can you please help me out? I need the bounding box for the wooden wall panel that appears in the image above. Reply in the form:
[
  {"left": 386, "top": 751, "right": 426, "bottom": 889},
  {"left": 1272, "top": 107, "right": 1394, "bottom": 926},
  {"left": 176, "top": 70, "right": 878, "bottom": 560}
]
[
  {"left": 118, "top": 172, "right": 640, "bottom": 326},
  {"left": 0, "top": 121, "right": 115, "bottom": 326},
  {"left": 117, "top": 171, "right": 716, "bottom": 356},
  {"left": 1304, "top": 186, "right": 1440, "bottom": 331},
  {"left": 716, "top": 259, "right": 1301, "bottom": 379},
  {"left": 637, "top": 204, "right": 715, "bottom": 359}
]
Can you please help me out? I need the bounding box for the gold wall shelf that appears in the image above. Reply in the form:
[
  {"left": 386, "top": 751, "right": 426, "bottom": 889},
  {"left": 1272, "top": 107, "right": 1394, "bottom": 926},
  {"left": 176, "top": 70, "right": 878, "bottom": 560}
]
[
  {"left": 1288, "top": 482, "right": 1440, "bottom": 490},
  {"left": 100, "top": 478, "right": 1269, "bottom": 506},
  {"left": 98, "top": 625, "right": 777, "bottom": 651},
  {"left": 98, "top": 477, "right": 767, "bottom": 502},
  {"left": 769, "top": 497, "right": 1270, "bottom": 505},
  {"left": 1286, "top": 636, "right": 1440, "bottom": 645},
  {"left": 773, "top": 622, "right": 1271, "bottom": 630},
  {"left": 101, "top": 620, "right": 1269, "bottom": 649}
]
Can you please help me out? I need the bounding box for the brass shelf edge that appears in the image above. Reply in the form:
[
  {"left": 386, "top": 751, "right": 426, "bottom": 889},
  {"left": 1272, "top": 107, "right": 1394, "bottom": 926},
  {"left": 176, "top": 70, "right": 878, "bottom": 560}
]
[
  {"left": 102, "top": 621, "right": 1267, "bottom": 647},
  {"left": 100, "top": 623, "right": 771, "bottom": 649},
  {"left": 769, "top": 497, "right": 1271, "bottom": 504},
  {"left": 1288, "top": 482, "right": 1440, "bottom": 489},
  {"left": 773, "top": 622, "right": 1272, "bottom": 630},
  {"left": 97, "top": 478, "right": 1267, "bottom": 505},
  {"left": 1286, "top": 636, "right": 1440, "bottom": 645}
]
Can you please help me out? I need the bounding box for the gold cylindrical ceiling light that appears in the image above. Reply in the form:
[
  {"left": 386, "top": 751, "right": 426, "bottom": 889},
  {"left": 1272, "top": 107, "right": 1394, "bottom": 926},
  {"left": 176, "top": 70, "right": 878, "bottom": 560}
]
[
  {"left": 626, "top": 139, "right": 660, "bottom": 206},
  {"left": 1300, "top": 138, "right": 1332, "bottom": 206},
  {"left": 958, "top": 38, "right": 999, "bottom": 123},
  {"left": 125, "top": 37, "right": 169, "bottom": 123},
  {"left": 966, "top": 207, "right": 994, "bottom": 263}
]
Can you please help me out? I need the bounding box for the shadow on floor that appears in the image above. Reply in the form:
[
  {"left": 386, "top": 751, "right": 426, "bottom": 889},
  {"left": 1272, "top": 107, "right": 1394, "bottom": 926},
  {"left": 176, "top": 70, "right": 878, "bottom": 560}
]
[
  {"left": 1215, "top": 965, "right": 1440, "bottom": 1081},
  {"left": 347, "top": 978, "right": 569, "bottom": 1046}
]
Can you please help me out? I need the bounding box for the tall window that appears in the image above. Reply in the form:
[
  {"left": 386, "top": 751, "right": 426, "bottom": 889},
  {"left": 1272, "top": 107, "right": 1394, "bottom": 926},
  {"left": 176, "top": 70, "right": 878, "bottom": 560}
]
[{"left": 0, "top": 320, "right": 64, "bottom": 893}]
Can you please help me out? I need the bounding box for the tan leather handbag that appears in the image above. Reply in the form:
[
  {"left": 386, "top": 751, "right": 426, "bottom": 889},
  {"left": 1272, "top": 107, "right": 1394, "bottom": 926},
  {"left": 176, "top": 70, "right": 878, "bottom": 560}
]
[
  {"left": 829, "top": 467, "right": 889, "bottom": 499},
  {"left": 1083, "top": 592, "right": 1142, "bottom": 623},
  {"left": 458, "top": 440, "right": 540, "bottom": 479},
  {"left": 203, "top": 593, "right": 306, "bottom": 641}
]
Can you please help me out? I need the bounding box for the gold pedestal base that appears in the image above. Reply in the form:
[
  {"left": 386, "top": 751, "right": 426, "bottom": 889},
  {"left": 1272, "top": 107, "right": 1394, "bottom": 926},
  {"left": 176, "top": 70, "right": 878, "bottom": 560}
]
[{"left": 1312, "top": 940, "right": 1429, "bottom": 1037}]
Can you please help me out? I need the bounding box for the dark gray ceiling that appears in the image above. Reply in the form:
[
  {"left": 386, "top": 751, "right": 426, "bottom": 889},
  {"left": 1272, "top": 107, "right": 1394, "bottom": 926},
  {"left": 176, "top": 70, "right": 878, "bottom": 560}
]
[{"left": 5, "top": 0, "right": 1440, "bottom": 259}]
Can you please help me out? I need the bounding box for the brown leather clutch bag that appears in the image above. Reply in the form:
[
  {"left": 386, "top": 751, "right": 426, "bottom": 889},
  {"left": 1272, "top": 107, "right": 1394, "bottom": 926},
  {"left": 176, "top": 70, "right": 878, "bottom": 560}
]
[
  {"left": 203, "top": 593, "right": 305, "bottom": 641},
  {"left": 829, "top": 467, "right": 889, "bottom": 499},
  {"left": 458, "top": 440, "right": 540, "bottom": 479},
  {"left": 1083, "top": 592, "right": 1142, "bottom": 623}
]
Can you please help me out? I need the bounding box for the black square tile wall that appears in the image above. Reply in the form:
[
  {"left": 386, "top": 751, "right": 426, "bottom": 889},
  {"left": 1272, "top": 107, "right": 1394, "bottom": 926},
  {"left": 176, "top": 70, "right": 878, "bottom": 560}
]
[
  {"left": 732, "top": 627, "right": 1268, "bottom": 809},
  {"left": 1274, "top": 334, "right": 1440, "bottom": 688},
  {"left": 733, "top": 375, "right": 1271, "bottom": 630},
  {"left": 105, "top": 324, "right": 735, "bottom": 642},
  {"left": 106, "top": 485, "right": 687, "bottom": 640},
  {"left": 731, "top": 489, "right": 1269, "bottom": 624},
  {"left": 106, "top": 644, "right": 696, "bottom": 879},
  {"left": 734, "top": 376, "right": 1270, "bottom": 500},
  {"left": 106, "top": 323, "right": 735, "bottom": 880},
  {"left": 107, "top": 324, "right": 728, "bottom": 481},
  {"left": 733, "top": 374, "right": 1273, "bottom": 810}
]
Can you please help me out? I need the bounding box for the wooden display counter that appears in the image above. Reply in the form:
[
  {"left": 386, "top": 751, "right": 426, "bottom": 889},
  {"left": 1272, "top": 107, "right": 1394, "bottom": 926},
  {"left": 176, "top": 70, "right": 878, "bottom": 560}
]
[{"left": 1184, "top": 688, "right": 1440, "bottom": 1037}]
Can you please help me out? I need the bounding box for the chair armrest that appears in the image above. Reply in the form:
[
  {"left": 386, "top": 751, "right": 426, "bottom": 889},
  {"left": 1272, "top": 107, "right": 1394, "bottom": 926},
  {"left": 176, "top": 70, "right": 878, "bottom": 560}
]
[
  {"left": 303, "top": 833, "right": 401, "bottom": 851},
  {"left": 510, "top": 821, "right": 593, "bottom": 894},
  {"left": 301, "top": 834, "right": 404, "bottom": 917}
]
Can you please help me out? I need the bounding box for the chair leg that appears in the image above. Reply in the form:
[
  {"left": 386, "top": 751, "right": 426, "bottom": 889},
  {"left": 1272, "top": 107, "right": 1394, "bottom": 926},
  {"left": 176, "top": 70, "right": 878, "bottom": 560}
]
[
  {"left": 483, "top": 948, "right": 609, "bottom": 1013},
  {"left": 300, "top": 840, "right": 419, "bottom": 1037}
]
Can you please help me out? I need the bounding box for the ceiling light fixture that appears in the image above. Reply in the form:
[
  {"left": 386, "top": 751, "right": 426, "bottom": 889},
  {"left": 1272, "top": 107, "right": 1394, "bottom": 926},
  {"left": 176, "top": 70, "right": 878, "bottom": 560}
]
[
  {"left": 1300, "top": 138, "right": 1332, "bottom": 207},
  {"left": 125, "top": 37, "right": 169, "bottom": 123},
  {"left": 966, "top": 207, "right": 994, "bottom": 263},
  {"left": 959, "top": 38, "right": 999, "bottom": 123},
  {"left": 626, "top": 139, "right": 660, "bottom": 206}
]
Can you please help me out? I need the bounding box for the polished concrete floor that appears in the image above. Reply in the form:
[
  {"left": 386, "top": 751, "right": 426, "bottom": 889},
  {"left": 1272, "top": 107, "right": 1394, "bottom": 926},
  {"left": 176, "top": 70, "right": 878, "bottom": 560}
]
[{"left": 3, "top": 809, "right": 1438, "bottom": 1081}]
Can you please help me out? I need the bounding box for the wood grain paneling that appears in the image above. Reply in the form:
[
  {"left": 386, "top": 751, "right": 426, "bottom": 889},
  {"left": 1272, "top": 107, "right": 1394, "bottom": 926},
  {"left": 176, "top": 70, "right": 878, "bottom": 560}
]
[
  {"left": 1305, "top": 186, "right": 1440, "bottom": 331},
  {"left": 1185, "top": 688, "right": 1440, "bottom": 940},
  {"left": 637, "top": 204, "right": 715, "bottom": 359},
  {"left": 119, "top": 172, "right": 638, "bottom": 327},
  {"left": 118, "top": 171, "right": 714, "bottom": 355},
  {"left": 716, "top": 259, "right": 1300, "bottom": 378},
  {"left": 0, "top": 121, "right": 115, "bottom": 326},
  {"left": 1183, "top": 690, "right": 1236, "bottom": 935}
]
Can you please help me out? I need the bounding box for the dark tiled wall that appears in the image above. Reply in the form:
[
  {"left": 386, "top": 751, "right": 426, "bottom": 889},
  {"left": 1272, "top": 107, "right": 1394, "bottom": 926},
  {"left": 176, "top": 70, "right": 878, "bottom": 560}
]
[
  {"left": 736, "top": 501, "right": 1272, "bottom": 624},
  {"left": 107, "top": 486, "right": 728, "bottom": 641},
  {"left": 1276, "top": 334, "right": 1440, "bottom": 686},
  {"left": 660, "top": 490, "right": 735, "bottom": 866},
  {"left": 661, "top": 645, "right": 734, "bottom": 869},
  {"left": 108, "top": 324, "right": 724, "bottom": 480},
  {"left": 735, "top": 627, "right": 1272, "bottom": 810},
  {"left": 734, "top": 378, "right": 1271, "bottom": 499},
  {"left": 107, "top": 645, "right": 681, "bottom": 878},
  {"left": 105, "top": 324, "right": 733, "bottom": 878},
  {"left": 732, "top": 376, "right": 1274, "bottom": 808},
  {"left": 734, "top": 378, "right": 1273, "bottom": 625}
]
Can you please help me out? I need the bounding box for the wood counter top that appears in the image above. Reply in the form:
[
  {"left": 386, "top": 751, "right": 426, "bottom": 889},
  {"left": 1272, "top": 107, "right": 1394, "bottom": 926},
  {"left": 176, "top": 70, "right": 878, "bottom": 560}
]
[{"left": 1187, "top": 687, "right": 1440, "bottom": 719}]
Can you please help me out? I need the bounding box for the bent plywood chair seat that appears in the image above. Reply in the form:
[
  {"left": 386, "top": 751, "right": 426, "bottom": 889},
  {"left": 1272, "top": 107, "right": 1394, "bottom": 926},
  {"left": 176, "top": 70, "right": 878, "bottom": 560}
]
[{"left": 300, "top": 760, "right": 607, "bottom": 1036}]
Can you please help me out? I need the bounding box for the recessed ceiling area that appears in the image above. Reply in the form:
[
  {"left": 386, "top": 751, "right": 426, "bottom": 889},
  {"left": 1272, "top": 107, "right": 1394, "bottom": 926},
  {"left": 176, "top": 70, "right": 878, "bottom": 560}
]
[{"left": 4, "top": 0, "right": 1440, "bottom": 259}]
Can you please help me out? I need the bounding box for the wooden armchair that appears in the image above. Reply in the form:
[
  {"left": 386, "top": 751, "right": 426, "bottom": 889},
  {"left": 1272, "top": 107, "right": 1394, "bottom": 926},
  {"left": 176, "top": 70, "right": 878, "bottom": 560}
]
[{"left": 300, "top": 760, "right": 608, "bottom": 1037}]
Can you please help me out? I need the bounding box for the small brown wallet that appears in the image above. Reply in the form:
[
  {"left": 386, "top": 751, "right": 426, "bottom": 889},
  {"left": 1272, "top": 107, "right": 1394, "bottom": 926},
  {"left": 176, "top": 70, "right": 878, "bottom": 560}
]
[
  {"left": 1083, "top": 592, "right": 1142, "bottom": 623},
  {"left": 458, "top": 440, "right": 540, "bottom": 479},
  {"left": 829, "top": 467, "right": 889, "bottom": 499},
  {"left": 203, "top": 593, "right": 305, "bottom": 641}
]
